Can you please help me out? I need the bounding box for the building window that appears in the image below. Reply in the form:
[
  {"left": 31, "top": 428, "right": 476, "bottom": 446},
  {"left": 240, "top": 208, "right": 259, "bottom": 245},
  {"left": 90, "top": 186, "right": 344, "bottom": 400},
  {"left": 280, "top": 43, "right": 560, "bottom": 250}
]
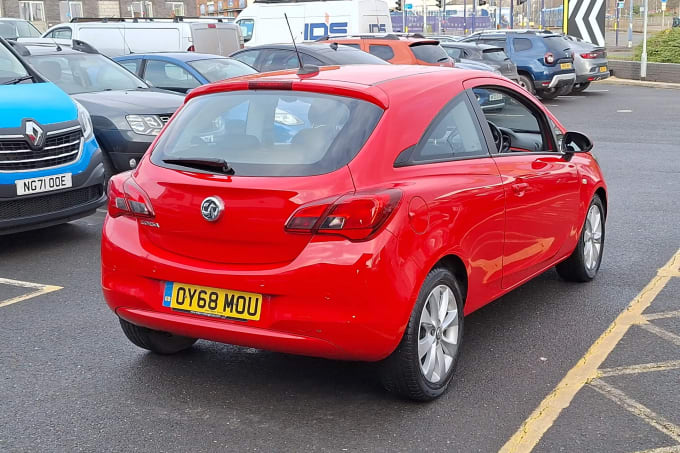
[
  {"left": 19, "top": 1, "right": 45, "bottom": 22},
  {"left": 207, "top": 2, "right": 215, "bottom": 14},
  {"left": 166, "top": 2, "right": 185, "bottom": 16},
  {"left": 199, "top": 4, "right": 206, "bottom": 14},
  {"left": 129, "top": 1, "right": 153, "bottom": 17},
  {"left": 59, "top": 1, "right": 83, "bottom": 22}
]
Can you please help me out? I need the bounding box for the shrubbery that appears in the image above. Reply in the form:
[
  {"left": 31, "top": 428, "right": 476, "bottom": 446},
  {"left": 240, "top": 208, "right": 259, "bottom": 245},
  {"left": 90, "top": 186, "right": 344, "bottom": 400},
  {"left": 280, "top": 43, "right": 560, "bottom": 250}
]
[{"left": 633, "top": 28, "right": 680, "bottom": 63}]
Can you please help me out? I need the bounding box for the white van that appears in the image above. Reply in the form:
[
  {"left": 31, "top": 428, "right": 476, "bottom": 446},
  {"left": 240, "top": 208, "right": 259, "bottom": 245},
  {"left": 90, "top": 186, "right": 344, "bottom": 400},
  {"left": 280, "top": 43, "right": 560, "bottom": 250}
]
[
  {"left": 235, "top": 0, "right": 392, "bottom": 47},
  {"left": 41, "top": 18, "right": 242, "bottom": 57}
]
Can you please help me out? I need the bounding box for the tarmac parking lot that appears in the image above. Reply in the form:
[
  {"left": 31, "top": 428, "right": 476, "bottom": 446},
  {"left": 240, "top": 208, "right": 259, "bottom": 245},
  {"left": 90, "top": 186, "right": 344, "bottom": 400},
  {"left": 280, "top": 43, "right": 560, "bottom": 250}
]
[{"left": 1, "top": 82, "right": 679, "bottom": 452}]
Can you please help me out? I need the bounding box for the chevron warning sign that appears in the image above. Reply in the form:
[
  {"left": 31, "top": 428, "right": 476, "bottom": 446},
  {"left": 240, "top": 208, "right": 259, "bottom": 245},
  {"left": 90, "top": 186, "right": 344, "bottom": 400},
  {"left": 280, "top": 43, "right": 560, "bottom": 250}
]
[{"left": 567, "top": 0, "right": 606, "bottom": 47}]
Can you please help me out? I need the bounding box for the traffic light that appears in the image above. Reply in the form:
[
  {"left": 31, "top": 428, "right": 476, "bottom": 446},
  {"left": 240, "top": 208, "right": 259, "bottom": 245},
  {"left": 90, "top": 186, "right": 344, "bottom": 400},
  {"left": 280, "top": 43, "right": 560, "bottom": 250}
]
[{"left": 436, "top": 0, "right": 442, "bottom": 8}]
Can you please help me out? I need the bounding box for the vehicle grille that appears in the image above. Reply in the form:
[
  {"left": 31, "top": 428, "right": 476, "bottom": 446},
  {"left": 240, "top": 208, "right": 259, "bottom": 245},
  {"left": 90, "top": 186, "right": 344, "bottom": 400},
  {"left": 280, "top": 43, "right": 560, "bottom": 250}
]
[
  {"left": 0, "top": 128, "right": 82, "bottom": 171},
  {"left": 0, "top": 185, "right": 103, "bottom": 220}
]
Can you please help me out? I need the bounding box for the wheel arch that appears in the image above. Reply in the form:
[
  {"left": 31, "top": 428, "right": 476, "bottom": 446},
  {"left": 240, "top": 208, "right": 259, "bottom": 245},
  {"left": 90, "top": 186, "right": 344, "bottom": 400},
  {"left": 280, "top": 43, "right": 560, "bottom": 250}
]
[
  {"left": 432, "top": 254, "right": 468, "bottom": 307},
  {"left": 594, "top": 186, "right": 607, "bottom": 219}
]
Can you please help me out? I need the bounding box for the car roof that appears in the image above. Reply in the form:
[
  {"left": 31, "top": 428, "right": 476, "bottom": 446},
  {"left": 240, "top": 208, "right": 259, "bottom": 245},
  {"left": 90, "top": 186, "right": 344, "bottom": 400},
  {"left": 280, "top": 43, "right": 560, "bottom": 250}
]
[
  {"left": 440, "top": 42, "right": 500, "bottom": 50},
  {"left": 116, "top": 52, "right": 228, "bottom": 62},
  {"left": 14, "top": 44, "right": 85, "bottom": 56},
  {"left": 187, "top": 64, "right": 501, "bottom": 109},
  {"left": 328, "top": 36, "right": 440, "bottom": 45}
]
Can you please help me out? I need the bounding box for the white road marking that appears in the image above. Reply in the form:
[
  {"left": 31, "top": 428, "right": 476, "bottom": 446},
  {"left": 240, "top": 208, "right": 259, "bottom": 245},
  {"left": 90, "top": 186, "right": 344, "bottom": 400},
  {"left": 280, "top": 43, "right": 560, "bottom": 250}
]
[
  {"left": 645, "top": 310, "right": 680, "bottom": 321},
  {"left": 639, "top": 323, "right": 680, "bottom": 347},
  {"left": 0, "top": 278, "right": 62, "bottom": 308},
  {"left": 598, "top": 360, "right": 680, "bottom": 377},
  {"left": 589, "top": 378, "right": 680, "bottom": 443},
  {"left": 618, "top": 109, "right": 633, "bottom": 113},
  {"left": 588, "top": 89, "right": 610, "bottom": 92}
]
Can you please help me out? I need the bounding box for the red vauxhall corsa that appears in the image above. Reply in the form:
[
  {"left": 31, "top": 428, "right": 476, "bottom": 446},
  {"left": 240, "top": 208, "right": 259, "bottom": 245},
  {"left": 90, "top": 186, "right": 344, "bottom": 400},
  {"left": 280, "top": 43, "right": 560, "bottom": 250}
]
[{"left": 102, "top": 64, "right": 607, "bottom": 401}]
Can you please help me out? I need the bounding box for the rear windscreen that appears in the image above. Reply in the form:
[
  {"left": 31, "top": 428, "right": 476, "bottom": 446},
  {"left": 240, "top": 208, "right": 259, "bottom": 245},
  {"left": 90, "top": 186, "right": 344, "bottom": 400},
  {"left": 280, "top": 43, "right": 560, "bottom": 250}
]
[
  {"left": 152, "top": 90, "right": 384, "bottom": 177},
  {"left": 321, "top": 47, "right": 390, "bottom": 65},
  {"left": 482, "top": 48, "right": 509, "bottom": 62},
  {"left": 410, "top": 43, "right": 450, "bottom": 64}
]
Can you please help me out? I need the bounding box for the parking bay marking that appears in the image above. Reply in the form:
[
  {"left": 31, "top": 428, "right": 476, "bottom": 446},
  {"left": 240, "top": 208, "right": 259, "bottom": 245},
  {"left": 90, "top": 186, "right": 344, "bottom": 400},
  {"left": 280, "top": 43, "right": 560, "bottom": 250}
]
[
  {"left": 0, "top": 278, "right": 62, "bottom": 308},
  {"left": 500, "top": 248, "right": 680, "bottom": 453}
]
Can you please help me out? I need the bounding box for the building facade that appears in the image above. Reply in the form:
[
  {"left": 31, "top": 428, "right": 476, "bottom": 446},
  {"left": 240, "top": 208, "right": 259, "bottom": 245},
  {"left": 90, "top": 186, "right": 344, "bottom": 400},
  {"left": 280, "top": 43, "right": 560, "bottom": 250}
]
[
  {"left": 0, "top": 0, "right": 196, "bottom": 31},
  {"left": 195, "top": 0, "right": 250, "bottom": 18}
]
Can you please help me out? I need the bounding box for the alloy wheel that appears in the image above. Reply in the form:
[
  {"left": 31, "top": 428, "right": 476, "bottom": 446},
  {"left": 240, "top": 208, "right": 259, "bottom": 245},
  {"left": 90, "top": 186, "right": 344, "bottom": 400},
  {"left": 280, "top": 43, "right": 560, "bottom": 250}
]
[
  {"left": 418, "top": 284, "right": 459, "bottom": 384},
  {"left": 583, "top": 204, "right": 603, "bottom": 271}
]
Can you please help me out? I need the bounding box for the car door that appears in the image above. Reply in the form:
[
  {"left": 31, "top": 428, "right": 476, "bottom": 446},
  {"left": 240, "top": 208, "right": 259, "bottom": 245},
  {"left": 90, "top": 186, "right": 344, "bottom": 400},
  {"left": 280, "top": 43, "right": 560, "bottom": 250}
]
[
  {"left": 392, "top": 93, "right": 506, "bottom": 311},
  {"left": 465, "top": 80, "right": 580, "bottom": 289}
]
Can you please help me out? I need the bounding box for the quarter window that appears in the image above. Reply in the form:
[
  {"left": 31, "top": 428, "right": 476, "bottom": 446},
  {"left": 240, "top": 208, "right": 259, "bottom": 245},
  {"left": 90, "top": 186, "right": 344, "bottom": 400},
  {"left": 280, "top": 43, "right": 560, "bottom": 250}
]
[
  {"left": 513, "top": 38, "right": 533, "bottom": 51},
  {"left": 369, "top": 44, "right": 395, "bottom": 61},
  {"left": 409, "top": 98, "right": 488, "bottom": 163},
  {"left": 232, "top": 49, "right": 259, "bottom": 68}
]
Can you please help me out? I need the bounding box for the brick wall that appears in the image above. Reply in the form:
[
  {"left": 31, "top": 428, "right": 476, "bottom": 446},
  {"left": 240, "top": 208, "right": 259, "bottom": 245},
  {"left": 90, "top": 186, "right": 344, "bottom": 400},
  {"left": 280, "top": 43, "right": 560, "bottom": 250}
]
[{"left": 609, "top": 60, "right": 680, "bottom": 84}]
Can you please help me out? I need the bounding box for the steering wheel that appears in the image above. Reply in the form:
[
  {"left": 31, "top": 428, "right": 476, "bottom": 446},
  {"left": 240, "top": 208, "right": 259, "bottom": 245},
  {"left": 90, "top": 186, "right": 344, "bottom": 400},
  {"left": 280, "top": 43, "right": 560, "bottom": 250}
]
[{"left": 487, "top": 121, "right": 509, "bottom": 153}]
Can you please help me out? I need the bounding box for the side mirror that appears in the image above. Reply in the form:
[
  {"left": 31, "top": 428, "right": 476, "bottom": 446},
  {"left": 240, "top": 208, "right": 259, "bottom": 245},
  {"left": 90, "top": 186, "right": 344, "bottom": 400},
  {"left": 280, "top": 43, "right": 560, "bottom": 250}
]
[{"left": 563, "top": 131, "right": 593, "bottom": 153}]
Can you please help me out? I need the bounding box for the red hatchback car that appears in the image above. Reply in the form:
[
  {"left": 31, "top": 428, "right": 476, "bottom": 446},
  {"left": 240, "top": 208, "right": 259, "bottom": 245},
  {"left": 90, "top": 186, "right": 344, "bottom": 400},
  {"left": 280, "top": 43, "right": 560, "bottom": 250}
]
[{"left": 102, "top": 65, "right": 607, "bottom": 401}]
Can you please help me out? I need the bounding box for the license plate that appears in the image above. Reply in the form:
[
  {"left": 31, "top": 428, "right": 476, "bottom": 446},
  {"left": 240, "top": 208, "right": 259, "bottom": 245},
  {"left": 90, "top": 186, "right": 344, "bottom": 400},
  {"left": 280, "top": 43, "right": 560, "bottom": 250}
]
[
  {"left": 163, "top": 282, "right": 262, "bottom": 321},
  {"left": 489, "top": 93, "right": 503, "bottom": 101},
  {"left": 16, "top": 173, "right": 72, "bottom": 196},
  {"left": 599, "top": 66, "right": 607, "bottom": 72},
  {"left": 560, "top": 63, "right": 572, "bottom": 70}
]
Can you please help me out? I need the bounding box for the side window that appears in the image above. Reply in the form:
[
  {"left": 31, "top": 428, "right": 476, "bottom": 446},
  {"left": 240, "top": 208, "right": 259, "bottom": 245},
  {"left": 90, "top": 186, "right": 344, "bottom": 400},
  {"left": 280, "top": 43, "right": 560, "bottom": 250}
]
[
  {"left": 472, "top": 87, "right": 554, "bottom": 153},
  {"left": 232, "top": 50, "right": 260, "bottom": 69},
  {"left": 444, "top": 47, "right": 462, "bottom": 60},
  {"left": 369, "top": 44, "right": 395, "bottom": 61},
  {"left": 548, "top": 117, "right": 564, "bottom": 150},
  {"left": 238, "top": 18, "right": 254, "bottom": 43},
  {"left": 481, "top": 38, "right": 506, "bottom": 49},
  {"left": 52, "top": 27, "right": 72, "bottom": 39},
  {"left": 409, "top": 98, "right": 488, "bottom": 163},
  {"left": 283, "top": 53, "right": 323, "bottom": 67},
  {"left": 144, "top": 60, "right": 200, "bottom": 90},
  {"left": 119, "top": 59, "right": 142, "bottom": 76},
  {"left": 513, "top": 38, "right": 533, "bottom": 52},
  {"left": 260, "top": 50, "right": 299, "bottom": 72}
]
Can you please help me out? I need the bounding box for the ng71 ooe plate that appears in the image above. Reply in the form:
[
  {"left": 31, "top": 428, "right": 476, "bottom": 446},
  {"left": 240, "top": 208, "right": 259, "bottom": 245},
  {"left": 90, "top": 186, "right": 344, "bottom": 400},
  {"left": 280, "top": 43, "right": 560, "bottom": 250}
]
[{"left": 163, "top": 282, "right": 262, "bottom": 321}]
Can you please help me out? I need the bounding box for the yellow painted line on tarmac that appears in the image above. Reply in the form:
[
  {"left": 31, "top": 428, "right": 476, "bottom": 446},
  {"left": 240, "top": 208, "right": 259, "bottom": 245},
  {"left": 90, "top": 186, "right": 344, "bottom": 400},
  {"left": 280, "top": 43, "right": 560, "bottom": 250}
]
[
  {"left": 589, "top": 378, "right": 680, "bottom": 443},
  {"left": 500, "top": 249, "right": 680, "bottom": 453},
  {"left": 0, "top": 278, "right": 62, "bottom": 308},
  {"left": 634, "top": 446, "right": 680, "bottom": 453}
]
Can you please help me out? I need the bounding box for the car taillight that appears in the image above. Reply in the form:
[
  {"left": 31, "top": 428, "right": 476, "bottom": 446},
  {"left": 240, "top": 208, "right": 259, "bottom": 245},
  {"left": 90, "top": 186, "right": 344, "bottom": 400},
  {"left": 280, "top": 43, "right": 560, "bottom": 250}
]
[
  {"left": 580, "top": 51, "right": 600, "bottom": 59},
  {"left": 285, "top": 189, "right": 402, "bottom": 241},
  {"left": 544, "top": 52, "right": 555, "bottom": 64},
  {"left": 187, "top": 45, "right": 195, "bottom": 52},
  {"left": 107, "top": 173, "right": 154, "bottom": 218}
]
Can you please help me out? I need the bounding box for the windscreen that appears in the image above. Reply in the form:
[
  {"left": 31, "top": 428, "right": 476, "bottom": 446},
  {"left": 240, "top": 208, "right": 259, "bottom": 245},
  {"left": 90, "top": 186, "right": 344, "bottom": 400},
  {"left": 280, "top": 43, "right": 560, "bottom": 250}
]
[
  {"left": 0, "top": 20, "right": 41, "bottom": 39},
  {"left": 26, "top": 53, "right": 148, "bottom": 94},
  {"left": 410, "top": 43, "right": 450, "bottom": 64},
  {"left": 0, "top": 43, "right": 30, "bottom": 83},
  {"left": 482, "top": 48, "right": 509, "bottom": 62},
  {"left": 151, "top": 90, "right": 383, "bottom": 177},
  {"left": 188, "top": 58, "right": 257, "bottom": 82}
]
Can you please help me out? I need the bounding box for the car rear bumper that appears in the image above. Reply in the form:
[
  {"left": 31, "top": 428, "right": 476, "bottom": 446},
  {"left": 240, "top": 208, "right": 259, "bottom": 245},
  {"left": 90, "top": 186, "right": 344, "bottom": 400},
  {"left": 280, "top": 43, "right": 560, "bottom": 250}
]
[
  {"left": 576, "top": 70, "right": 610, "bottom": 83},
  {"left": 102, "top": 215, "right": 415, "bottom": 362},
  {"left": 547, "top": 72, "right": 576, "bottom": 88},
  {"left": 0, "top": 141, "right": 107, "bottom": 235}
]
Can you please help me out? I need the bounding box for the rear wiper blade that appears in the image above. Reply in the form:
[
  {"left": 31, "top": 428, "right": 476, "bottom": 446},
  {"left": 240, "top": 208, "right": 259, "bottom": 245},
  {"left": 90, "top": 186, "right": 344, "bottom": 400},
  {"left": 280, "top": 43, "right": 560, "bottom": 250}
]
[
  {"left": 2, "top": 75, "right": 33, "bottom": 85},
  {"left": 163, "top": 157, "right": 235, "bottom": 175}
]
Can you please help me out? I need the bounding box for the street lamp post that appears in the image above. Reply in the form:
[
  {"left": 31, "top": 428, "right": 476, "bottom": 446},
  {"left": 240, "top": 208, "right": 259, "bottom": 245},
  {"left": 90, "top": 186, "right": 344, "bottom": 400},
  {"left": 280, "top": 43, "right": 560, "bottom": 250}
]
[
  {"left": 641, "top": 0, "right": 649, "bottom": 78},
  {"left": 628, "top": 0, "right": 634, "bottom": 47}
]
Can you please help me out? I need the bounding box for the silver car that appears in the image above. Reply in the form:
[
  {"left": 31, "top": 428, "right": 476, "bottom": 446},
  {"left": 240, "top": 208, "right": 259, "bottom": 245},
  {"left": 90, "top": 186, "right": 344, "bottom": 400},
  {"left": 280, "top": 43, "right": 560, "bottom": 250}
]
[
  {"left": 440, "top": 42, "right": 520, "bottom": 83},
  {"left": 561, "top": 34, "right": 609, "bottom": 93}
]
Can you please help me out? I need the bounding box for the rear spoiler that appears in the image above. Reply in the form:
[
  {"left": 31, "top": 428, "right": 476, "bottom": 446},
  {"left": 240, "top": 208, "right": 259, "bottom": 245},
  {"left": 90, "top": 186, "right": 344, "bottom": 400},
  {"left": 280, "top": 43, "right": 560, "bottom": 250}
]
[{"left": 186, "top": 72, "right": 389, "bottom": 109}]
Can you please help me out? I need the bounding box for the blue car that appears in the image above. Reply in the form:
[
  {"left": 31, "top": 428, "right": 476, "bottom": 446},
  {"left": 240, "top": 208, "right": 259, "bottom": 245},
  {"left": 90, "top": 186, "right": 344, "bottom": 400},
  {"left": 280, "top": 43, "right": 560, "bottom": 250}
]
[
  {"left": 114, "top": 52, "right": 257, "bottom": 94},
  {"left": 462, "top": 30, "right": 576, "bottom": 100},
  {"left": 0, "top": 37, "right": 105, "bottom": 235}
]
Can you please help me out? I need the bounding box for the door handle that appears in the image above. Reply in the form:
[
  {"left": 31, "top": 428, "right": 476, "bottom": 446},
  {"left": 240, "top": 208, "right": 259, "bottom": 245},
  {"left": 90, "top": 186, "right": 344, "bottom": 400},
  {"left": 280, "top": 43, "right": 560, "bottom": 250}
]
[{"left": 512, "top": 182, "right": 529, "bottom": 196}]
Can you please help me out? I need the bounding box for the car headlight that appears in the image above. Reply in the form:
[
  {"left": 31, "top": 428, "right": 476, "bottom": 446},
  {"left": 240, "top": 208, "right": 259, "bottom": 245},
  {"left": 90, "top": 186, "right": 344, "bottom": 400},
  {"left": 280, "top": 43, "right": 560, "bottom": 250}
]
[
  {"left": 75, "top": 101, "right": 93, "bottom": 141},
  {"left": 126, "top": 115, "right": 165, "bottom": 136}
]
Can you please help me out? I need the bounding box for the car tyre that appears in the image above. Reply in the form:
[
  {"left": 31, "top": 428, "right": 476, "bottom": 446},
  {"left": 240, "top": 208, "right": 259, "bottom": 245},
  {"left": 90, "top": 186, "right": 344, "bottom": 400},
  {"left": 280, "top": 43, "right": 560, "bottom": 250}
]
[
  {"left": 556, "top": 196, "right": 605, "bottom": 282},
  {"left": 379, "top": 267, "right": 464, "bottom": 401},
  {"left": 537, "top": 88, "right": 560, "bottom": 100},
  {"left": 517, "top": 74, "right": 535, "bottom": 94},
  {"left": 119, "top": 318, "right": 197, "bottom": 354},
  {"left": 571, "top": 82, "right": 591, "bottom": 93}
]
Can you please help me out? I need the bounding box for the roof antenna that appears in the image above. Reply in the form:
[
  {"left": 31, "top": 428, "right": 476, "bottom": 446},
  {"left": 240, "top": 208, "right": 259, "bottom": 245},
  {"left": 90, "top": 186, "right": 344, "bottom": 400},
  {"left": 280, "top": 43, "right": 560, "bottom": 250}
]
[
  {"left": 50, "top": 38, "right": 62, "bottom": 51},
  {"left": 284, "top": 12, "right": 318, "bottom": 76}
]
